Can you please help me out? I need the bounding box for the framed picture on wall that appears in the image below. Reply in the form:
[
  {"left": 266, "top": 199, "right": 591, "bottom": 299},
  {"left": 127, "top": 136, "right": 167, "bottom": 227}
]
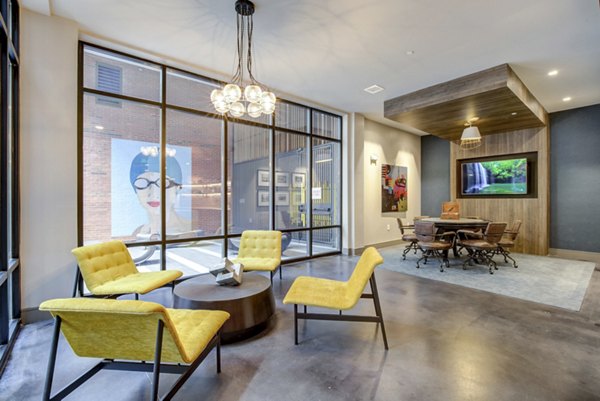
[
  {"left": 275, "top": 191, "right": 289, "bottom": 206},
  {"left": 257, "top": 191, "right": 270, "bottom": 207},
  {"left": 292, "top": 173, "right": 305, "bottom": 188},
  {"left": 275, "top": 172, "right": 289, "bottom": 187},
  {"left": 257, "top": 170, "right": 269, "bottom": 187}
]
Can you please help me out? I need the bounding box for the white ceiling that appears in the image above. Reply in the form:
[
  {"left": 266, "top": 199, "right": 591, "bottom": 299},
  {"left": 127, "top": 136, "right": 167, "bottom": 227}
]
[{"left": 23, "top": 0, "right": 600, "bottom": 133}]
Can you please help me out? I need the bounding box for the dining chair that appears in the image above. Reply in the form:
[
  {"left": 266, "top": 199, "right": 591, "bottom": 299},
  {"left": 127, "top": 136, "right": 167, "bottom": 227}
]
[
  {"left": 414, "top": 221, "right": 455, "bottom": 272},
  {"left": 494, "top": 220, "right": 522, "bottom": 268},
  {"left": 397, "top": 218, "right": 419, "bottom": 259},
  {"left": 457, "top": 222, "right": 507, "bottom": 274}
]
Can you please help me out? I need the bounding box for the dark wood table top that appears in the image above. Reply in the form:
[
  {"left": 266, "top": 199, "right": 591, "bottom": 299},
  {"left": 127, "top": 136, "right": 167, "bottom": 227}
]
[{"left": 174, "top": 273, "right": 271, "bottom": 302}]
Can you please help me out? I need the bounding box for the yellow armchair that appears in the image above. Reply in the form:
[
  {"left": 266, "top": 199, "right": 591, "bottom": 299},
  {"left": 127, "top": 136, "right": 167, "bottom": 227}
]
[
  {"left": 232, "top": 230, "right": 282, "bottom": 281},
  {"left": 40, "top": 298, "right": 229, "bottom": 401},
  {"left": 71, "top": 240, "right": 182, "bottom": 298},
  {"left": 283, "top": 247, "right": 388, "bottom": 349}
]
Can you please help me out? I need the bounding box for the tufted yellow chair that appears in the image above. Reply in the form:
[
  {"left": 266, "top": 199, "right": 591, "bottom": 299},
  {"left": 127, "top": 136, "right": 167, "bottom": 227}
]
[
  {"left": 40, "top": 297, "right": 229, "bottom": 401},
  {"left": 71, "top": 240, "right": 182, "bottom": 298},
  {"left": 232, "top": 230, "right": 282, "bottom": 281},
  {"left": 283, "top": 247, "right": 388, "bottom": 349}
]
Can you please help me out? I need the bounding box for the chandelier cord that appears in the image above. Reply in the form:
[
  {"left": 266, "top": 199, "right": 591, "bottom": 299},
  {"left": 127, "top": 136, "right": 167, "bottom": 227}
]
[
  {"left": 210, "top": 0, "right": 276, "bottom": 118},
  {"left": 247, "top": 14, "right": 257, "bottom": 84}
]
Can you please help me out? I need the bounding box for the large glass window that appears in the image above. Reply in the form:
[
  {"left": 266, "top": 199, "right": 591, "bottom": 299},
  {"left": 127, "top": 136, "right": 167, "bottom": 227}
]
[
  {"left": 0, "top": 0, "right": 20, "bottom": 376},
  {"left": 80, "top": 43, "right": 342, "bottom": 277}
]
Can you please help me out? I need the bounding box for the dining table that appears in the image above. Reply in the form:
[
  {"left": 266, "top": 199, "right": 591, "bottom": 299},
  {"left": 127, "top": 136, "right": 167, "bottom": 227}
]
[{"left": 421, "top": 217, "right": 489, "bottom": 257}]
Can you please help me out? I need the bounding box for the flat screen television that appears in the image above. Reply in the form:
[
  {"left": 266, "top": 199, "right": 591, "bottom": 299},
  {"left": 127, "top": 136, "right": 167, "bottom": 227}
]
[{"left": 457, "top": 152, "right": 537, "bottom": 198}]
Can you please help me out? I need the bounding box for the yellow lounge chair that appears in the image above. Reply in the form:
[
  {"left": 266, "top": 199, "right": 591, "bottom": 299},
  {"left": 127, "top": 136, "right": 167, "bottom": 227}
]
[
  {"left": 283, "top": 247, "right": 388, "bottom": 349},
  {"left": 232, "top": 230, "right": 282, "bottom": 281},
  {"left": 40, "top": 298, "right": 229, "bottom": 401},
  {"left": 71, "top": 240, "right": 182, "bottom": 298}
]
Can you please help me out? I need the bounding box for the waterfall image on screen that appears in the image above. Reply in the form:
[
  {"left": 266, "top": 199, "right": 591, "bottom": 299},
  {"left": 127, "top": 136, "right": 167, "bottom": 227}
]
[{"left": 461, "top": 158, "right": 527, "bottom": 195}]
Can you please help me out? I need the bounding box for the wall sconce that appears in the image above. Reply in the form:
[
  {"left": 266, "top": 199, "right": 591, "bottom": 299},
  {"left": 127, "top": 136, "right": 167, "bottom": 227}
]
[{"left": 370, "top": 154, "right": 379, "bottom": 165}]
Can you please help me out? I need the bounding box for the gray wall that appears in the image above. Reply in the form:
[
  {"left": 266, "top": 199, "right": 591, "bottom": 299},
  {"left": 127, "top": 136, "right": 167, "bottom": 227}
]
[
  {"left": 420, "top": 135, "right": 450, "bottom": 217},
  {"left": 550, "top": 104, "right": 600, "bottom": 252}
]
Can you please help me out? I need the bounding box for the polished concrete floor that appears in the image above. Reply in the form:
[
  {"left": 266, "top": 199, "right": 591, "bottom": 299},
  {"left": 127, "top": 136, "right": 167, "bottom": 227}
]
[{"left": 2, "top": 248, "right": 600, "bottom": 401}]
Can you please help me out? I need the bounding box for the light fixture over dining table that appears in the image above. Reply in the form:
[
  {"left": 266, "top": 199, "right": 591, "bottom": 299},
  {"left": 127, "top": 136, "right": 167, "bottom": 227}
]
[
  {"left": 460, "top": 117, "right": 482, "bottom": 149},
  {"left": 210, "top": 0, "right": 276, "bottom": 118}
]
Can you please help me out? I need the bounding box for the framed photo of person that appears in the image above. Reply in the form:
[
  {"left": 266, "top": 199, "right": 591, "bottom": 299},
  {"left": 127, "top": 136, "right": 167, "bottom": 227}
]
[
  {"left": 292, "top": 173, "right": 305, "bottom": 188},
  {"left": 257, "top": 170, "right": 270, "bottom": 187},
  {"left": 275, "top": 172, "right": 289, "bottom": 187}
]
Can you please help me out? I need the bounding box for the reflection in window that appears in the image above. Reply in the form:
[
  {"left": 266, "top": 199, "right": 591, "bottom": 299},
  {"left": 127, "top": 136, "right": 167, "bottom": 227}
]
[
  {"left": 312, "top": 138, "right": 341, "bottom": 228},
  {"left": 82, "top": 93, "right": 162, "bottom": 244},
  {"left": 228, "top": 123, "right": 270, "bottom": 234},
  {"left": 166, "top": 109, "right": 223, "bottom": 238}
]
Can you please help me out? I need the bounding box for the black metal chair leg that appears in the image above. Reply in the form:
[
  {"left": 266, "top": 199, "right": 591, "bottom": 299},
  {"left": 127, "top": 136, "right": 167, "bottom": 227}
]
[
  {"left": 294, "top": 304, "right": 298, "bottom": 345},
  {"left": 369, "top": 276, "right": 388, "bottom": 350},
  {"left": 279, "top": 265, "right": 282, "bottom": 280},
  {"left": 216, "top": 333, "right": 221, "bottom": 373},
  {"left": 43, "top": 317, "right": 62, "bottom": 401},
  {"left": 151, "top": 320, "right": 164, "bottom": 401}
]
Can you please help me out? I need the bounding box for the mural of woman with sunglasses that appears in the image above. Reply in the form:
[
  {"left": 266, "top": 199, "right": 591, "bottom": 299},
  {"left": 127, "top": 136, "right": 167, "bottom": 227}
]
[{"left": 129, "top": 151, "right": 190, "bottom": 238}]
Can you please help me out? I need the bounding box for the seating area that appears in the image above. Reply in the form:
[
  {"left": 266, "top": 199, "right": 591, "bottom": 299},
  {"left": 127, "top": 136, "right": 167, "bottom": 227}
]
[{"left": 1, "top": 1, "right": 600, "bottom": 401}]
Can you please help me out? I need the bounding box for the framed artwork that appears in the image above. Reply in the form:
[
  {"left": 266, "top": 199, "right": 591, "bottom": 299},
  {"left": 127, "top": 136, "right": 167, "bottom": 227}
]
[
  {"left": 257, "top": 170, "right": 270, "bottom": 187},
  {"left": 275, "top": 191, "right": 289, "bottom": 206},
  {"left": 257, "top": 191, "right": 270, "bottom": 206},
  {"left": 381, "top": 164, "right": 408, "bottom": 213},
  {"left": 292, "top": 173, "right": 305, "bottom": 188},
  {"left": 275, "top": 172, "right": 289, "bottom": 187}
]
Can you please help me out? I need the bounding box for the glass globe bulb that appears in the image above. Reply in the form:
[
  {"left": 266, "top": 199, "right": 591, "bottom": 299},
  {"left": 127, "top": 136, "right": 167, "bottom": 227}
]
[
  {"left": 261, "top": 101, "right": 275, "bottom": 115},
  {"left": 244, "top": 85, "right": 263, "bottom": 103},
  {"left": 223, "top": 84, "right": 242, "bottom": 103},
  {"left": 210, "top": 88, "right": 225, "bottom": 103},
  {"left": 247, "top": 102, "right": 263, "bottom": 118},
  {"left": 214, "top": 101, "right": 230, "bottom": 114},
  {"left": 229, "top": 101, "right": 246, "bottom": 118},
  {"left": 260, "top": 91, "right": 276, "bottom": 105}
]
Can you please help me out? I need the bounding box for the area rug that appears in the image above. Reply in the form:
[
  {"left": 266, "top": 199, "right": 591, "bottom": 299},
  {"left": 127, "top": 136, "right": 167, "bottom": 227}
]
[{"left": 378, "top": 246, "right": 596, "bottom": 311}]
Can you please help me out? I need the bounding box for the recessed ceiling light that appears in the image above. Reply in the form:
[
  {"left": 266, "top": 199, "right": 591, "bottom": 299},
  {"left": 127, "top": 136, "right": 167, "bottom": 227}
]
[
  {"left": 562, "top": 96, "right": 572, "bottom": 102},
  {"left": 95, "top": 125, "right": 104, "bottom": 130},
  {"left": 406, "top": 50, "right": 415, "bottom": 55},
  {"left": 364, "top": 85, "right": 384, "bottom": 94},
  {"left": 547, "top": 70, "right": 558, "bottom": 76}
]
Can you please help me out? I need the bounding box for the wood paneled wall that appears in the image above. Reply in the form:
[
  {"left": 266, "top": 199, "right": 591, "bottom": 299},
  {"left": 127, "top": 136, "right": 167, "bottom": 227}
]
[{"left": 450, "top": 124, "right": 550, "bottom": 255}]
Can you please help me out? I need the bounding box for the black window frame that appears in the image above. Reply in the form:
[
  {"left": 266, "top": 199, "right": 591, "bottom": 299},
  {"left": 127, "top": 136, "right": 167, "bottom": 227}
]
[
  {"left": 78, "top": 41, "right": 343, "bottom": 273},
  {"left": 0, "top": 0, "right": 20, "bottom": 377}
]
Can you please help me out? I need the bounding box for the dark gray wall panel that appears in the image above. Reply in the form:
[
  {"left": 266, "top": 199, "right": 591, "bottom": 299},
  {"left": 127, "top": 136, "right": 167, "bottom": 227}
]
[
  {"left": 550, "top": 104, "right": 600, "bottom": 252},
  {"left": 421, "top": 135, "right": 450, "bottom": 217}
]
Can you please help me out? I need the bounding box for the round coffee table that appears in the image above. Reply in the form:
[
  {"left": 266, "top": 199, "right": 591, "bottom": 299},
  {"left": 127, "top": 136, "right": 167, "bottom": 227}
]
[{"left": 173, "top": 273, "right": 275, "bottom": 343}]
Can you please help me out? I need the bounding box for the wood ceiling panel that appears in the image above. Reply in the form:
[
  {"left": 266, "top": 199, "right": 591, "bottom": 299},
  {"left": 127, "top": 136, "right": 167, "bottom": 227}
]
[{"left": 384, "top": 64, "right": 546, "bottom": 141}]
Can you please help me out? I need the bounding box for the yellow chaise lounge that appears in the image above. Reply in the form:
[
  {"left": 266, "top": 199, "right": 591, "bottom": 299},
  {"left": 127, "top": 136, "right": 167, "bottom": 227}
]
[
  {"left": 40, "top": 298, "right": 229, "bottom": 401},
  {"left": 283, "top": 247, "right": 388, "bottom": 349},
  {"left": 71, "top": 240, "right": 182, "bottom": 298},
  {"left": 232, "top": 230, "right": 282, "bottom": 281}
]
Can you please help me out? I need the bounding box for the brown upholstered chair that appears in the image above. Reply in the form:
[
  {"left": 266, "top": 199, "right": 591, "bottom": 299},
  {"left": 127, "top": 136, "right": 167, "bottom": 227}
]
[
  {"left": 441, "top": 201, "right": 460, "bottom": 220},
  {"left": 495, "top": 220, "right": 522, "bottom": 268},
  {"left": 414, "top": 221, "right": 455, "bottom": 272},
  {"left": 457, "top": 222, "right": 507, "bottom": 274},
  {"left": 397, "top": 218, "right": 419, "bottom": 260}
]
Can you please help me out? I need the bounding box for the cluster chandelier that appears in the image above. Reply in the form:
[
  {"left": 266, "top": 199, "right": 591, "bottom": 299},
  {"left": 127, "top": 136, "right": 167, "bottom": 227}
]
[
  {"left": 210, "top": 0, "right": 276, "bottom": 118},
  {"left": 460, "top": 117, "right": 482, "bottom": 149}
]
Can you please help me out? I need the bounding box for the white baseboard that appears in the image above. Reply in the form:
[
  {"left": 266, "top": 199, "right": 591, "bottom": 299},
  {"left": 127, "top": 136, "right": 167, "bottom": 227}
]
[{"left": 548, "top": 248, "right": 600, "bottom": 266}]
